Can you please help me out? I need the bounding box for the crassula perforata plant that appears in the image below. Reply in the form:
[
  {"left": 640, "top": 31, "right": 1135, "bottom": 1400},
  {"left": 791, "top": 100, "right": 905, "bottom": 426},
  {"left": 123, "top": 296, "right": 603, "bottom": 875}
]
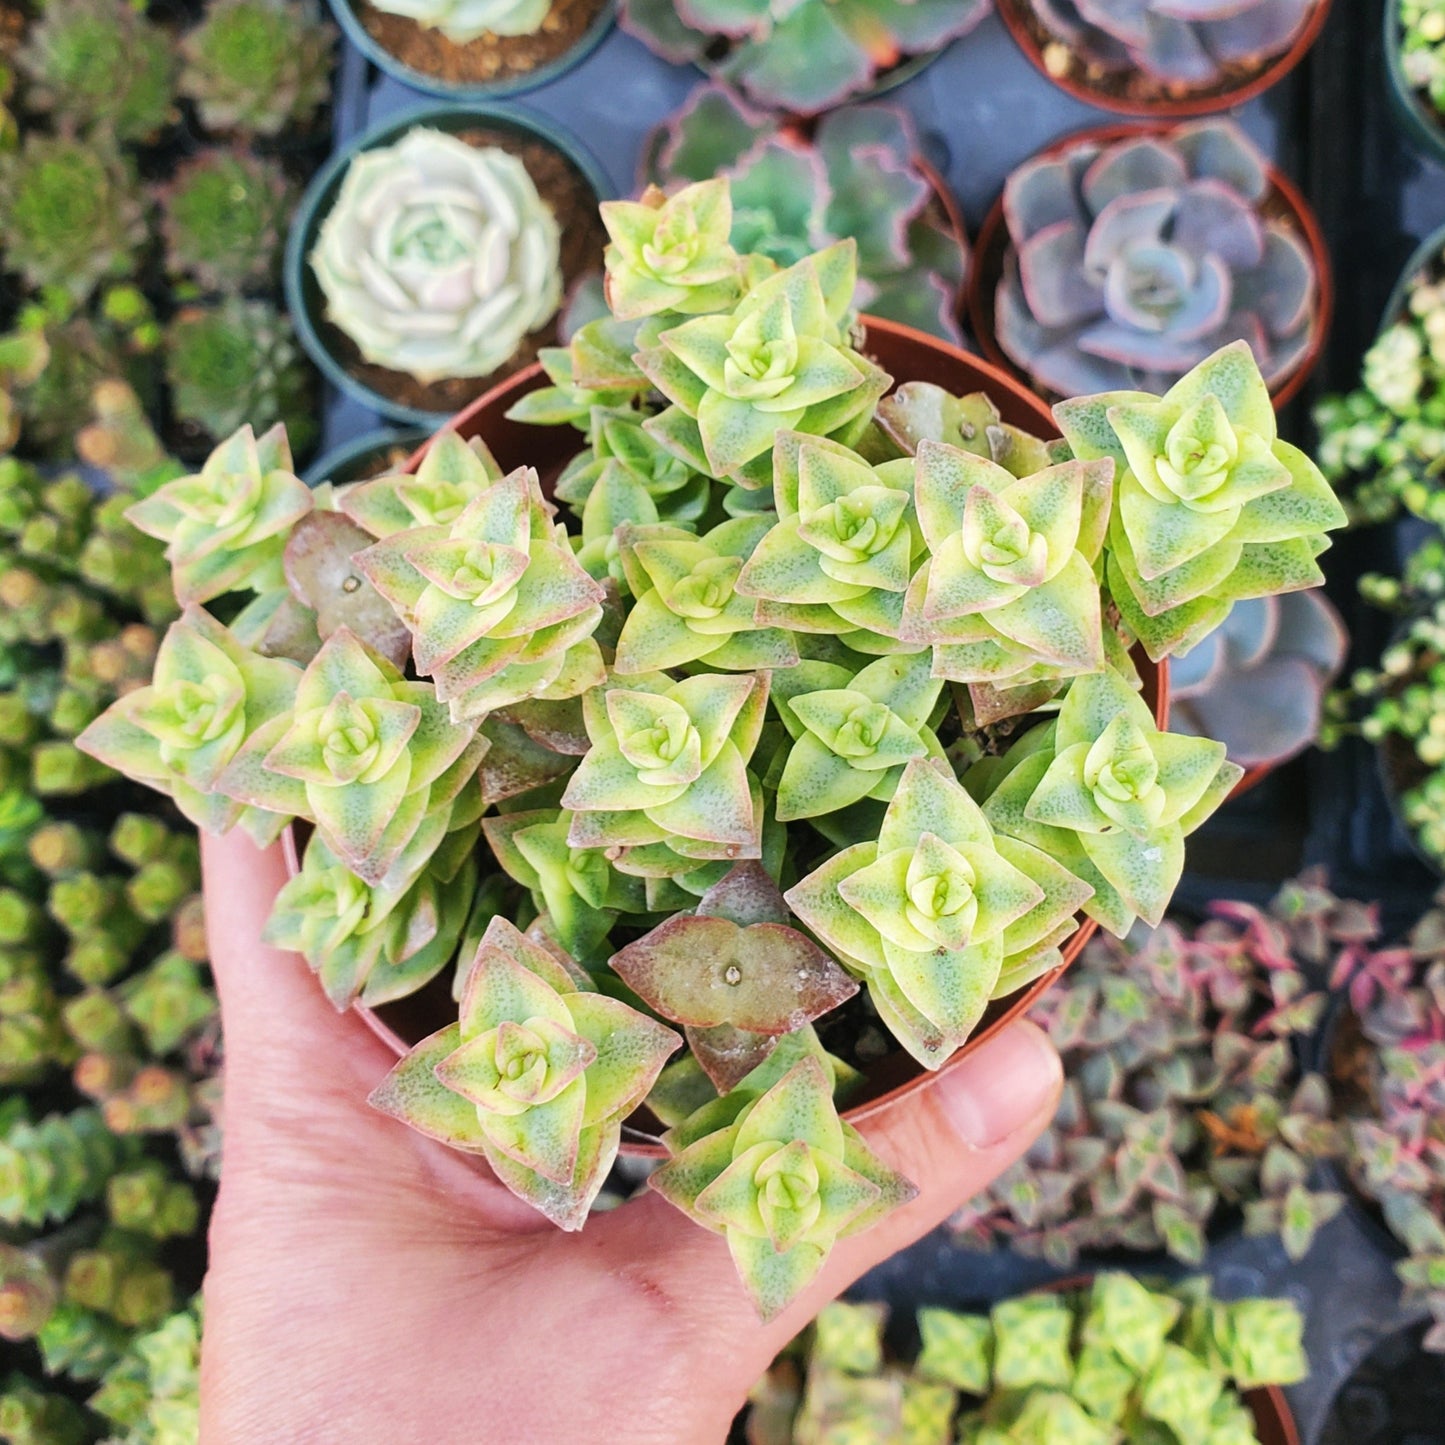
[
  {"left": 744, "top": 1274, "right": 1307, "bottom": 1443},
  {"left": 79, "top": 175, "right": 1347, "bottom": 1318}
]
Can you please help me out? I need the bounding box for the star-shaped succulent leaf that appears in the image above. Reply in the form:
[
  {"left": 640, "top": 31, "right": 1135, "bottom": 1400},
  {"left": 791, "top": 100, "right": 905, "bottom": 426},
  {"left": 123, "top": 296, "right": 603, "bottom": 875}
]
[
  {"left": 126, "top": 424, "right": 313, "bottom": 604},
  {"left": 769, "top": 650, "right": 945, "bottom": 820},
  {"left": 649, "top": 1057, "right": 915, "bottom": 1319},
  {"left": 77, "top": 607, "right": 299, "bottom": 844},
  {"left": 601, "top": 179, "right": 742, "bottom": 320},
  {"left": 1054, "top": 342, "right": 1347, "bottom": 660},
  {"left": 901, "top": 442, "right": 1113, "bottom": 707},
  {"left": 561, "top": 669, "right": 768, "bottom": 862},
  {"left": 978, "top": 665, "right": 1242, "bottom": 935},
  {"left": 339, "top": 430, "right": 503, "bottom": 539},
  {"left": 357, "top": 465, "right": 607, "bottom": 722},
  {"left": 787, "top": 758, "right": 1089, "bottom": 1067},
  {"left": 483, "top": 808, "right": 646, "bottom": 961},
  {"left": 216, "top": 628, "right": 486, "bottom": 885},
  {"left": 735, "top": 431, "right": 928, "bottom": 655},
  {"left": 264, "top": 826, "right": 478, "bottom": 1008},
  {"left": 638, "top": 243, "right": 888, "bottom": 486},
  {"left": 614, "top": 517, "right": 799, "bottom": 675},
  {"left": 610, "top": 862, "right": 857, "bottom": 1092},
  {"left": 371, "top": 918, "right": 680, "bottom": 1229},
  {"left": 553, "top": 407, "right": 710, "bottom": 528}
]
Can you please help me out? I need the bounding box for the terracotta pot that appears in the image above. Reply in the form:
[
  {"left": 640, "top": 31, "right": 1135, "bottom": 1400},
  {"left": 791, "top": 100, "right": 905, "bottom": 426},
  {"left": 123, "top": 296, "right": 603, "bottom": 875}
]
[
  {"left": 966, "top": 121, "right": 1334, "bottom": 414},
  {"left": 322, "top": 314, "right": 1169, "bottom": 1150},
  {"left": 996, "top": 0, "right": 1332, "bottom": 119},
  {"left": 1031, "top": 1274, "right": 1300, "bottom": 1445}
]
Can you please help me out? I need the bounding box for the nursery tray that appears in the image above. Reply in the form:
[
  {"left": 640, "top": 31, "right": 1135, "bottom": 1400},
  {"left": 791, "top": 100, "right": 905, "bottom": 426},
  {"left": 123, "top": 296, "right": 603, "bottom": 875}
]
[{"left": 310, "top": 3, "right": 1445, "bottom": 1438}]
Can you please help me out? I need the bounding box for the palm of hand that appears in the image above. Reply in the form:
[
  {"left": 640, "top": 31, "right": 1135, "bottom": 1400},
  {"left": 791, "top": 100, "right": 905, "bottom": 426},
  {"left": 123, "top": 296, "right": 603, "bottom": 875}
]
[{"left": 198, "top": 832, "right": 1061, "bottom": 1444}]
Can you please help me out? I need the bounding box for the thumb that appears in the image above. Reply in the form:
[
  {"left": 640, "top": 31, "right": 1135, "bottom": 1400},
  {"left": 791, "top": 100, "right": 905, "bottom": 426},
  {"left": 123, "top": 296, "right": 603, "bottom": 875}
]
[{"left": 592, "top": 1018, "right": 1061, "bottom": 1367}]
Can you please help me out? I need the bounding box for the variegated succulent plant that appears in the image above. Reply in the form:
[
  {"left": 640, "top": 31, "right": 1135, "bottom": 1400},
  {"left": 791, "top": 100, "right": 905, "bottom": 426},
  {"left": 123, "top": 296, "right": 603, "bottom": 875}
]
[
  {"left": 643, "top": 84, "right": 968, "bottom": 341},
  {"left": 953, "top": 873, "right": 1348, "bottom": 1266},
  {"left": 619, "top": 0, "right": 990, "bottom": 115},
  {"left": 746, "top": 1275, "right": 1307, "bottom": 1443},
  {"left": 1030, "top": 0, "right": 1321, "bottom": 90},
  {"left": 77, "top": 176, "right": 1348, "bottom": 1319},
  {"left": 997, "top": 121, "right": 1320, "bottom": 398}
]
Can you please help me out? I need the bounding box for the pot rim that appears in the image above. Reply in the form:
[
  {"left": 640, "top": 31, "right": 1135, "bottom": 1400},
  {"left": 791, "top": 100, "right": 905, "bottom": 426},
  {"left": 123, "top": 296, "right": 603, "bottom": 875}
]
[
  {"left": 301, "top": 425, "right": 429, "bottom": 487},
  {"left": 965, "top": 119, "right": 1335, "bottom": 415},
  {"left": 321, "top": 0, "right": 616, "bottom": 103},
  {"left": 282, "top": 98, "right": 613, "bottom": 427},
  {"left": 318, "top": 313, "right": 1169, "bottom": 1152},
  {"left": 996, "top": 0, "right": 1332, "bottom": 119},
  {"left": 1380, "top": 219, "right": 1445, "bottom": 338},
  {"left": 1383, "top": 0, "right": 1445, "bottom": 168}
]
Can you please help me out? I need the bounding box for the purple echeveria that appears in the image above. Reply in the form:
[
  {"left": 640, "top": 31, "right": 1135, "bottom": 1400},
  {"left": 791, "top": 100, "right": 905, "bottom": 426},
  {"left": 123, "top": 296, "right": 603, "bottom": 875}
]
[{"left": 996, "top": 120, "right": 1318, "bottom": 396}]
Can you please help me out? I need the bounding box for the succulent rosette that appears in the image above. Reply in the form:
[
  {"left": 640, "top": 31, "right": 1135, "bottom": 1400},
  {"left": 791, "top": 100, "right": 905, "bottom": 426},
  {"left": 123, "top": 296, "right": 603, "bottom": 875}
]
[
  {"left": 649, "top": 1056, "right": 915, "bottom": 1319},
  {"left": 561, "top": 670, "right": 769, "bottom": 864},
  {"left": 1055, "top": 341, "right": 1347, "bottom": 659},
  {"left": 767, "top": 651, "right": 945, "bottom": 822},
  {"left": 125, "top": 426, "right": 313, "bottom": 605},
  {"left": 787, "top": 759, "right": 1091, "bottom": 1067},
  {"left": 340, "top": 430, "right": 504, "bottom": 538},
  {"left": 263, "top": 828, "right": 479, "bottom": 1007},
  {"left": 372, "top": 919, "right": 679, "bottom": 1229},
  {"left": 76, "top": 609, "right": 299, "bottom": 843},
  {"left": 735, "top": 431, "right": 926, "bottom": 654},
  {"left": 365, "top": 0, "right": 548, "bottom": 43},
  {"left": 976, "top": 666, "right": 1242, "bottom": 935},
  {"left": 217, "top": 629, "right": 486, "bottom": 885},
  {"left": 600, "top": 178, "right": 742, "bottom": 321},
  {"left": 901, "top": 441, "right": 1114, "bottom": 700},
  {"left": 997, "top": 122, "right": 1319, "bottom": 397},
  {"left": 638, "top": 242, "right": 890, "bottom": 488},
  {"left": 357, "top": 465, "right": 607, "bottom": 722},
  {"left": 310, "top": 128, "right": 563, "bottom": 383},
  {"left": 613, "top": 517, "right": 799, "bottom": 674}
]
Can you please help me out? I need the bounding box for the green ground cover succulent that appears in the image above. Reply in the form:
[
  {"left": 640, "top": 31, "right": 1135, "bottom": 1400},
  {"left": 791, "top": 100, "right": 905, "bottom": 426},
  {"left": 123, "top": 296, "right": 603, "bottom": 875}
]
[{"left": 80, "top": 176, "right": 1345, "bottom": 1319}]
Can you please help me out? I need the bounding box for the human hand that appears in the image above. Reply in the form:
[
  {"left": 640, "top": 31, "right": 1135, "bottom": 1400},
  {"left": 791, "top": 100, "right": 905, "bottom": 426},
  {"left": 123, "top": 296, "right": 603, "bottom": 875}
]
[{"left": 198, "top": 829, "right": 1063, "bottom": 1444}]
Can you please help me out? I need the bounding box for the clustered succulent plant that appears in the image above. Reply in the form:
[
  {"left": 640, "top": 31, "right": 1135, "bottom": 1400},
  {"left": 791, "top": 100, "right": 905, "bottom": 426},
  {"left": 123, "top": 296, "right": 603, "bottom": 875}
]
[
  {"left": 744, "top": 1274, "right": 1307, "bottom": 1444},
  {"left": 0, "top": 447, "right": 223, "bottom": 1431},
  {"left": 619, "top": 0, "right": 991, "bottom": 115},
  {"left": 996, "top": 121, "right": 1320, "bottom": 399},
  {"left": 15, "top": 0, "right": 176, "bottom": 144},
  {"left": 953, "top": 872, "right": 1349, "bottom": 1266},
  {"left": 1400, "top": 0, "right": 1445, "bottom": 121},
  {"left": 1169, "top": 589, "right": 1347, "bottom": 770},
  {"left": 160, "top": 151, "right": 295, "bottom": 294},
  {"left": 1314, "top": 262, "right": 1445, "bottom": 526},
  {"left": 642, "top": 83, "right": 968, "bottom": 342},
  {"left": 90, "top": 1297, "right": 201, "bottom": 1445},
  {"left": 177, "top": 0, "right": 334, "bottom": 139},
  {"left": 1027, "top": 0, "right": 1321, "bottom": 90},
  {"left": 310, "top": 128, "right": 565, "bottom": 385},
  {"left": 1, "top": 0, "right": 329, "bottom": 468},
  {"left": 0, "top": 135, "right": 148, "bottom": 305},
  {"left": 1333, "top": 888, "right": 1445, "bottom": 1350},
  {"left": 367, "top": 0, "right": 548, "bottom": 43},
  {"left": 81, "top": 176, "right": 1345, "bottom": 1318}
]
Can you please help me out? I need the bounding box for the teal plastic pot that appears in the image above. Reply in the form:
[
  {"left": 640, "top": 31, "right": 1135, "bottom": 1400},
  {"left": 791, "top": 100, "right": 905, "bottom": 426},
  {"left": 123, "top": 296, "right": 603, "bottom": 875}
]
[
  {"left": 302, "top": 427, "right": 428, "bottom": 486},
  {"left": 283, "top": 101, "right": 610, "bottom": 426},
  {"left": 324, "top": 0, "right": 614, "bottom": 102},
  {"left": 1384, "top": 0, "right": 1445, "bottom": 167},
  {"left": 1381, "top": 219, "right": 1445, "bottom": 332}
]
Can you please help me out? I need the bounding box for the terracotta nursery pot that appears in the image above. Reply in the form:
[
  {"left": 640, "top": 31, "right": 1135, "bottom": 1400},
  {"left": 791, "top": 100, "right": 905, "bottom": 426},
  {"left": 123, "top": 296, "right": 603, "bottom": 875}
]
[
  {"left": 996, "top": 0, "right": 1333, "bottom": 119},
  {"left": 304, "top": 314, "right": 1170, "bottom": 1153},
  {"left": 967, "top": 121, "right": 1334, "bottom": 414}
]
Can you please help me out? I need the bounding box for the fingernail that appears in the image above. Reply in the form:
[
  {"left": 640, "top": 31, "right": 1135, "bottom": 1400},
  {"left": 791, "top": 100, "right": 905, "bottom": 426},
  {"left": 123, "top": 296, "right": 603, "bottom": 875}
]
[{"left": 931, "top": 1021, "right": 1063, "bottom": 1149}]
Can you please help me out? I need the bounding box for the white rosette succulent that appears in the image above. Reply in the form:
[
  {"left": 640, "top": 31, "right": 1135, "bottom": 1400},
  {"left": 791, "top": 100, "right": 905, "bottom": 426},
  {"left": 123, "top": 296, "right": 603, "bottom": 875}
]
[
  {"left": 311, "top": 127, "right": 563, "bottom": 384},
  {"left": 366, "top": 0, "right": 548, "bottom": 43}
]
